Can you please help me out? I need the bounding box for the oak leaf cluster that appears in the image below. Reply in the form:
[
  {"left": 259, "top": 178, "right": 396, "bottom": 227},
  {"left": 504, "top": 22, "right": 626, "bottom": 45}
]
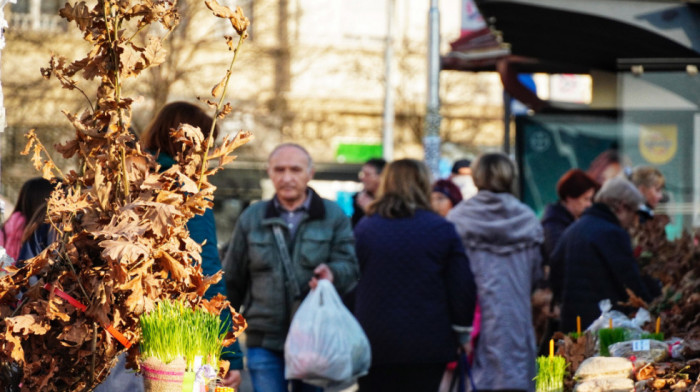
[{"left": 0, "top": 0, "right": 251, "bottom": 390}]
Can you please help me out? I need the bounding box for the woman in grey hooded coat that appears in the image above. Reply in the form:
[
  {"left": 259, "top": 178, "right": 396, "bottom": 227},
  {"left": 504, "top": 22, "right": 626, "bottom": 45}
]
[{"left": 447, "top": 153, "right": 543, "bottom": 392}]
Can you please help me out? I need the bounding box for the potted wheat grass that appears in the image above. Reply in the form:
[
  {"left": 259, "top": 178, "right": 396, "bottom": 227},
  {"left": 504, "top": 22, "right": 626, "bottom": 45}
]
[{"left": 140, "top": 300, "right": 230, "bottom": 392}]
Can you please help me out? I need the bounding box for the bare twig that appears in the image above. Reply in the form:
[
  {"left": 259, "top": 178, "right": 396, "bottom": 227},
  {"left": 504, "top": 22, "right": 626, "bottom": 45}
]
[
  {"left": 56, "top": 73, "right": 95, "bottom": 114},
  {"left": 198, "top": 33, "right": 246, "bottom": 190},
  {"left": 120, "top": 145, "right": 130, "bottom": 198},
  {"left": 89, "top": 322, "right": 98, "bottom": 388}
]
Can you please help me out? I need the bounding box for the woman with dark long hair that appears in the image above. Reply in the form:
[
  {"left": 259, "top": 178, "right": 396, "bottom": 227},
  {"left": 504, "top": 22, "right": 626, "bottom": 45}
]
[
  {"left": 0, "top": 177, "right": 55, "bottom": 261},
  {"left": 140, "top": 101, "right": 219, "bottom": 158},
  {"left": 353, "top": 159, "right": 476, "bottom": 392},
  {"left": 96, "top": 101, "right": 241, "bottom": 391},
  {"left": 140, "top": 101, "right": 243, "bottom": 387}
]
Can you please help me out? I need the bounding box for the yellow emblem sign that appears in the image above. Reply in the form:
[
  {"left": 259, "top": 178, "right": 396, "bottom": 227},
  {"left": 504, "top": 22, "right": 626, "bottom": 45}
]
[{"left": 639, "top": 125, "right": 677, "bottom": 165}]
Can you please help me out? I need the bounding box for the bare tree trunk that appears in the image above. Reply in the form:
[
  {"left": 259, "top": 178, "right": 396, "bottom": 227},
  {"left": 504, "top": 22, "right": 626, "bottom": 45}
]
[
  {"left": 271, "top": 0, "right": 291, "bottom": 135},
  {"left": 148, "top": 66, "right": 170, "bottom": 118}
]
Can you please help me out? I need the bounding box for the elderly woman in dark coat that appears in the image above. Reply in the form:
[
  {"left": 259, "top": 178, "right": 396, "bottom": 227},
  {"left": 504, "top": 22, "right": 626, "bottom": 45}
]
[
  {"left": 354, "top": 159, "right": 476, "bottom": 392},
  {"left": 550, "top": 177, "right": 654, "bottom": 332},
  {"left": 447, "top": 153, "right": 543, "bottom": 392},
  {"left": 541, "top": 169, "right": 599, "bottom": 264}
]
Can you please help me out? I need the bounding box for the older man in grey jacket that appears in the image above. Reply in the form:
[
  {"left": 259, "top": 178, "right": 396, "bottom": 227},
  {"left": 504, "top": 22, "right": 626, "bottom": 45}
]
[{"left": 223, "top": 143, "right": 358, "bottom": 392}]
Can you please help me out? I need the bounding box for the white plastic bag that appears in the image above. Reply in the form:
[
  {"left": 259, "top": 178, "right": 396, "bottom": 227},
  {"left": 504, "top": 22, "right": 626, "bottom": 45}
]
[
  {"left": 0, "top": 246, "right": 14, "bottom": 276},
  {"left": 284, "top": 279, "right": 371, "bottom": 389},
  {"left": 586, "top": 299, "right": 650, "bottom": 337}
]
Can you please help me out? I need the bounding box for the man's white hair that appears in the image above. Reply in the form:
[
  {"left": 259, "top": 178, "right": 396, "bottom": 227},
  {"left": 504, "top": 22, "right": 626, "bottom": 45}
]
[
  {"left": 595, "top": 176, "right": 644, "bottom": 209},
  {"left": 268, "top": 143, "right": 314, "bottom": 172}
]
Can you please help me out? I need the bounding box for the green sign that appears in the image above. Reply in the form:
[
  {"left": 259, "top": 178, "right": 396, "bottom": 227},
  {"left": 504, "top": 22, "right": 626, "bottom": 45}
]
[{"left": 335, "top": 143, "right": 383, "bottom": 163}]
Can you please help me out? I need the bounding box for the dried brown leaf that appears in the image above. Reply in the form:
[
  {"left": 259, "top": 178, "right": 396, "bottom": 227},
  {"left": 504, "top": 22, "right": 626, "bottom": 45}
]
[
  {"left": 66, "top": 57, "right": 89, "bottom": 77},
  {"left": 197, "top": 97, "right": 218, "bottom": 109},
  {"left": 94, "top": 164, "right": 113, "bottom": 211},
  {"left": 158, "top": 251, "right": 187, "bottom": 281},
  {"left": 81, "top": 55, "right": 103, "bottom": 80},
  {"left": 59, "top": 1, "right": 91, "bottom": 30},
  {"left": 218, "top": 102, "right": 233, "bottom": 119},
  {"left": 229, "top": 6, "right": 250, "bottom": 35},
  {"left": 176, "top": 171, "right": 200, "bottom": 194},
  {"left": 143, "top": 36, "right": 167, "bottom": 67},
  {"left": 55, "top": 139, "right": 80, "bottom": 159},
  {"left": 212, "top": 76, "right": 227, "bottom": 98},
  {"left": 57, "top": 320, "right": 89, "bottom": 345},
  {"left": 208, "top": 131, "right": 252, "bottom": 161},
  {"left": 203, "top": 0, "right": 249, "bottom": 35},
  {"left": 121, "top": 276, "right": 145, "bottom": 313},
  {"left": 100, "top": 240, "right": 149, "bottom": 264},
  {"left": 8, "top": 315, "right": 49, "bottom": 335},
  {"left": 142, "top": 203, "right": 180, "bottom": 239},
  {"left": 1, "top": 325, "right": 24, "bottom": 363},
  {"left": 197, "top": 270, "right": 223, "bottom": 297},
  {"left": 204, "top": 0, "right": 236, "bottom": 19},
  {"left": 120, "top": 43, "right": 145, "bottom": 79}
]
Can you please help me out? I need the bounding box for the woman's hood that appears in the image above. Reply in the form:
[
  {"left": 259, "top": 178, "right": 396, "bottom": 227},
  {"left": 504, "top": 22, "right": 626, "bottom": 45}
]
[{"left": 448, "top": 190, "right": 543, "bottom": 252}]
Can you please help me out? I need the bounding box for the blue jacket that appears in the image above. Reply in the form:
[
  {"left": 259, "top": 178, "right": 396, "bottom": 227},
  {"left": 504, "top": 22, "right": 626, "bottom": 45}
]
[
  {"left": 354, "top": 209, "right": 476, "bottom": 365},
  {"left": 156, "top": 153, "right": 243, "bottom": 369},
  {"left": 550, "top": 203, "right": 653, "bottom": 332},
  {"left": 17, "top": 223, "right": 53, "bottom": 265}
]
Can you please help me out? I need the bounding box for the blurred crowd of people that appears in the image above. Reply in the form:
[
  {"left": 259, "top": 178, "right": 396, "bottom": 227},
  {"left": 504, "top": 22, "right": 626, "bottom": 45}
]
[
  {"left": 1, "top": 101, "right": 668, "bottom": 392},
  {"left": 219, "top": 142, "right": 664, "bottom": 392}
]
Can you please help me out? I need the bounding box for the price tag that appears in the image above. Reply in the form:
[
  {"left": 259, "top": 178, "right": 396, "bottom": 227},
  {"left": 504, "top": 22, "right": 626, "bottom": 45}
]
[{"left": 632, "top": 339, "right": 651, "bottom": 351}]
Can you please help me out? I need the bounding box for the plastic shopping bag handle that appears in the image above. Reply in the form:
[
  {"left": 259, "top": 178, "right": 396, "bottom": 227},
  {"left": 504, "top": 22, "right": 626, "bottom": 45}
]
[{"left": 314, "top": 279, "right": 345, "bottom": 308}]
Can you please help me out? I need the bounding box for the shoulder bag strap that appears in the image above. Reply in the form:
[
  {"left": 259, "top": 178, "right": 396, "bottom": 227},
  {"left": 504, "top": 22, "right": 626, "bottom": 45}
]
[{"left": 272, "top": 225, "right": 302, "bottom": 300}]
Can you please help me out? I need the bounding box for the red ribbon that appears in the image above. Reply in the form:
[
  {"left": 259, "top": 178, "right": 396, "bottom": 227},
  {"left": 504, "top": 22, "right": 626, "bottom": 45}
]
[
  {"left": 44, "top": 283, "right": 87, "bottom": 312},
  {"left": 44, "top": 283, "right": 132, "bottom": 349}
]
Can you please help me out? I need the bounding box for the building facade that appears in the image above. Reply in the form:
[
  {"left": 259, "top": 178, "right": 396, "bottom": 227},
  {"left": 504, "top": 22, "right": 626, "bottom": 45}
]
[{"left": 1, "top": 0, "right": 504, "bottom": 220}]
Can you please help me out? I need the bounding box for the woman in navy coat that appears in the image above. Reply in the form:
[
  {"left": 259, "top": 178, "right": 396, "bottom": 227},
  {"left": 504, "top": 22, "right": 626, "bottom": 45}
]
[{"left": 353, "top": 159, "right": 477, "bottom": 392}]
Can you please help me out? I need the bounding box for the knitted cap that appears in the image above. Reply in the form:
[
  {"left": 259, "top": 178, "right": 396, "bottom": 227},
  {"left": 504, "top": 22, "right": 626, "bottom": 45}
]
[
  {"left": 557, "top": 169, "right": 600, "bottom": 200},
  {"left": 432, "top": 179, "right": 463, "bottom": 206}
]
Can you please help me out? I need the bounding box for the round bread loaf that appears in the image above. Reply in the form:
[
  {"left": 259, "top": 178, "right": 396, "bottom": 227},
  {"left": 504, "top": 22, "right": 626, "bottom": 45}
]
[
  {"left": 573, "top": 376, "right": 634, "bottom": 392},
  {"left": 574, "top": 357, "right": 633, "bottom": 381}
]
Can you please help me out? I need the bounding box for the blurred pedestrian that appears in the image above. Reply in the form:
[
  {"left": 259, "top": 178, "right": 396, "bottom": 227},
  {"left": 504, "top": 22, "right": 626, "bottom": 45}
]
[
  {"left": 541, "top": 169, "right": 599, "bottom": 264},
  {"left": 352, "top": 158, "right": 386, "bottom": 227},
  {"left": 17, "top": 201, "right": 54, "bottom": 265},
  {"left": 550, "top": 177, "right": 654, "bottom": 332},
  {"left": 447, "top": 152, "right": 543, "bottom": 392},
  {"left": 431, "top": 179, "right": 463, "bottom": 217},
  {"left": 537, "top": 169, "right": 598, "bottom": 355},
  {"left": 0, "top": 177, "right": 54, "bottom": 261},
  {"left": 137, "top": 101, "right": 243, "bottom": 389},
  {"left": 587, "top": 147, "right": 625, "bottom": 185},
  {"left": 628, "top": 166, "right": 666, "bottom": 298},
  {"left": 223, "top": 143, "right": 358, "bottom": 392},
  {"left": 629, "top": 166, "right": 665, "bottom": 214},
  {"left": 354, "top": 159, "right": 476, "bottom": 392},
  {"left": 450, "top": 159, "right": 477, "bottom": 200}
]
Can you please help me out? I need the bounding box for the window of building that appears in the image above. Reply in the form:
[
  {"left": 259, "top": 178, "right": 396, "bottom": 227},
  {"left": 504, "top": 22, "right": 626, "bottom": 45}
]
[{"left": 9, "top": 0, "right": 67, "bottom": 32}]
